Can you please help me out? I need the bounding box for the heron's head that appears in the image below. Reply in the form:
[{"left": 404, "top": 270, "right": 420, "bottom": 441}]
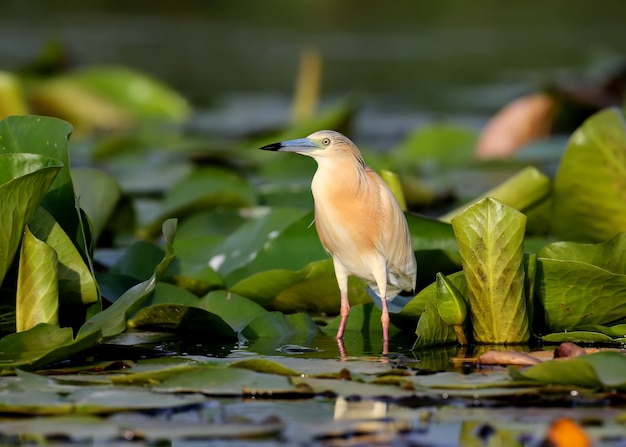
[{"left": 260, "top": 130, "right": 362, "bottom": 161}]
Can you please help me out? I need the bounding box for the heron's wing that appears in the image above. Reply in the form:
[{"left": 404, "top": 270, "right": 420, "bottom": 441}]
[{"left": 366, "top": 168, "right": 417, "bottom": 295}]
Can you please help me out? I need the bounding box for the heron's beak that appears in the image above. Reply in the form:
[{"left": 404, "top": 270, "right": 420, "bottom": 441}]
[{"left": 259, "top": 138, "right": 318, "bottom": 154}]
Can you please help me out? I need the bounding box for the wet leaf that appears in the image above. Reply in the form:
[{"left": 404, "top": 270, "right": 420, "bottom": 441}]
[
  {"left": 451, "top": 198, "right": 529, "bottom": 343},
  {"left": 0, "top": 153, "right": 62, "bottom": 285},
  {"left": 510, "top": 351, "right": 626, "bottom": 391},
  {"left": 69, "top": 386, "right": 206, "bottom": 414},
  {"left": 228, "top": 359, "right": 302, "bottom": 377},
  {"left": 16, "top": 226, "right": 59, "bottom": 332},
  {"left": 155, "top": 366, "right": 301, "bottom": 396},
  {"left": 552, "top": 108, "right": 626, "bottom": 242}
]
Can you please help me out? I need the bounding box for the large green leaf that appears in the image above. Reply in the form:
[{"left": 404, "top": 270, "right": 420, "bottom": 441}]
[
  {"left": 0, "top": 116, "right": 83, "bottom": 250},
  {"left": 16, "top": 227, "right": 59, "bottom": 332},
  {"left": 210, "top": 207, "right": 308, "bottom": 283},
  {"left": 28, "top": 207, "right": 99, "bottom": 307},
  {"left": 451, "top": 198, "right": 529, "bottom": 343},
  {"left": 536, "top": 234, "right": 626, "bottom": 331},
  {"left": 0, "top": 153, "right": 62, "bottom": 285},
  {"left": 552, "top": 108, "right": 626, "bottom": 242}
]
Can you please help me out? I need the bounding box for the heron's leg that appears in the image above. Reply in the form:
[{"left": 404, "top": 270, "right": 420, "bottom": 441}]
[
  {"left": 334, "top": 261, "right": 350, "bottom": 340},
  {"left": 372, "top": 261, "right": 390, "bottom": 354}
]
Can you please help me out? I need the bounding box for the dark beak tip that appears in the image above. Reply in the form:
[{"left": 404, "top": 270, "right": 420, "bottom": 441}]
[{"left": 259, "top": 142, "right": 282, "bottom": 151}]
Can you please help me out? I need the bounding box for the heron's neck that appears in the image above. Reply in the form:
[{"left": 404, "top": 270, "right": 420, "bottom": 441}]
[{"left": 311, "top": 154, "right": 368, "bottom": 199}]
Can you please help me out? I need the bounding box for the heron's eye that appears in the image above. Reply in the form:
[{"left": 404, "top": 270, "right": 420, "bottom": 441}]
[{"left": 322, "top": 138, "right": 331, "bottom": 146}]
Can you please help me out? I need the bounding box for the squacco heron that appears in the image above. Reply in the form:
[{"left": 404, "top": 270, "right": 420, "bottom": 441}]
[{"left": 260, "top": 130, "right": 417, "bottom": 348}]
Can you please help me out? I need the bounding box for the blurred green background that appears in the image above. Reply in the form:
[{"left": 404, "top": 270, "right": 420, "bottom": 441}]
[{"left": 2, "top": 0, "right": 625, "bottom": 132}]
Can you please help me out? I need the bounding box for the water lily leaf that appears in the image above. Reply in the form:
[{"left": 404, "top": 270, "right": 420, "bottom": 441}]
[
  {"left": 16, "top": 227, "right": 59, "bottom": 332},
  {"left": 77, "top": 219, "right": 178, "bottom": 340},
  {"left": 0, "top": 153, "right": 62, "bottom": 285},
  {"left": 228, "top": 359, "right": 302, "bottom": 376},
  {"left": 510, "top": 351, "right": 626, "bottom": 391},
  {"left": 222, "top": 210, "right": 325, "bottom": 284},
  {"left": 290, "top": 376, "right": 412, "bottom": 398},
  {"left": 71, "top": 168, "right": 122, "bottom": 241},
  {"left": 552, "top": 108, "right": 626, "bottom": 242},
  {"left": 141, "top": 167, "right": 257, "bottom": 239},
  {"left": 536, "top": 234, "right": 626, "bottom": 331},
  {"left": 155, "top": 366, "right": 301, "bottom": 396},
  {"left": 0, "top": 116, "right": 84, "bottom": 253},
  {"left": 451, "top": 198, "right": 529, "bottom": 344},
  {"left": 69, "top": 386, "right": 206, "bottom": 414},
  {"left": 200, "top": 291, "right": 267, "bottom": 333},
  {"left": 0, "top": 415, "right": 118, "bottom": 438},
  {"left": 29, "top": 207, "right": 99, "bottom": 307},
  {"left": 540, "top": 331, "right": 626, "bottom": 344}
]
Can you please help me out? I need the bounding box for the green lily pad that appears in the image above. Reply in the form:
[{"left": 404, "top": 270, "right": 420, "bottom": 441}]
[{"left": 155, "top": 366, "right": 301, "bottom": 396}]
